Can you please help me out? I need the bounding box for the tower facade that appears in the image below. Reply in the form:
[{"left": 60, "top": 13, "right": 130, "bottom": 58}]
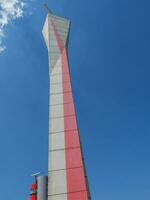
[{"left": 42, "top": 10, "right": 90, "bottom": 200}]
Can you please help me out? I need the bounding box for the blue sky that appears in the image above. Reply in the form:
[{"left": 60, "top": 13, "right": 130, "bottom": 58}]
[{"left": 0, "top": 0, "right": 150, "bottom": 199}]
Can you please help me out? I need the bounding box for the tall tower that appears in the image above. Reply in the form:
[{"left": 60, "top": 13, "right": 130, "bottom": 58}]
[{"left": 42, "top": 8, "right": 90, "bottom": 200}]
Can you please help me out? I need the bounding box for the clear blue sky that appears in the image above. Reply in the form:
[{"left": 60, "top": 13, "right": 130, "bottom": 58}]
[{"left": 0, "top": 0, "right": 150, "bottom": 199}]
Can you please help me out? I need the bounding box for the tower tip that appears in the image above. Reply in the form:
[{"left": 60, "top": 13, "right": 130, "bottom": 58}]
[{"left": 44, "top": 4, "right": 53, "bottom": 14}]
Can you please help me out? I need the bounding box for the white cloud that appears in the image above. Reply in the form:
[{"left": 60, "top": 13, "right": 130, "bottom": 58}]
[
  {"left": 0, "top": 0, "right": 25, "bottom": 53},
  {"left": 0, "top": 45, "right": 5, "bottom": 52}
]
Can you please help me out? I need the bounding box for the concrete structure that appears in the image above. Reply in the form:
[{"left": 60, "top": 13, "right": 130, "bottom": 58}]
[
  {"left": 37, "top": 176, "right": 47, "bottom": 200},
  {"left": 42, "top": 9, "right": 91, "bottom": 200}
]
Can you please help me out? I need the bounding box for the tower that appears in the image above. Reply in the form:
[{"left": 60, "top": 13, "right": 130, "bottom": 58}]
[{"left": 42, "top": 8, "right": 91, "bottom": 200}]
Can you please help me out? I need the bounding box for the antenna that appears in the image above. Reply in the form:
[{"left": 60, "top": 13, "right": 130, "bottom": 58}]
[
  {"left": 44, "top": 4, "right": 53, "bottom": 14},
  {"left": 31, "top": 172, "right": 40, "bottom": 182}
]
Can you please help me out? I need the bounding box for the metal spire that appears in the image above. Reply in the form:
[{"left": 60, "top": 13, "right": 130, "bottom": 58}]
[{"left": 44, "top": 4, "right": 53, "bottom": 14}]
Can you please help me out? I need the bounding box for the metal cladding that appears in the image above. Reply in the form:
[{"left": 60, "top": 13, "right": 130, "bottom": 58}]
[
  {"left": 42, "top": 11, "right": 91, "bottom": 200},
  {"left": 37, "top": 176, "right": 47, "bottom": 200}
]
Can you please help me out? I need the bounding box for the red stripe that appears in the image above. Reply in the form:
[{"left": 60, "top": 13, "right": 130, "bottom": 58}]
[
  {"left": 61, "top": 50, "right": 88, "bottom": 197},
  {"left": 68, "top": 191, "right": 88, "bottom": 200},
  {"left": 67, "top": 167, "right": 86, "bottom": 192},
  {"left": 51, "top": 19, "right": 89, "bottom": 200},
  {"left": 65, "top": 130, "right": 80, "bottom": 149},
  {"left": 63, "top": 92, "right": 73, "bottom": 104},
  {"left": 63, "top": 82, "right": 72, "bottom": 93},
  {"left": 66, "top": 148, "right": 83, "bottom": 168},
  {"left": 63, "top": 103, "right": 75, "bottom": 116},
  {"left": 64, "top": 116, "right": 77, "bottom": 131}
]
